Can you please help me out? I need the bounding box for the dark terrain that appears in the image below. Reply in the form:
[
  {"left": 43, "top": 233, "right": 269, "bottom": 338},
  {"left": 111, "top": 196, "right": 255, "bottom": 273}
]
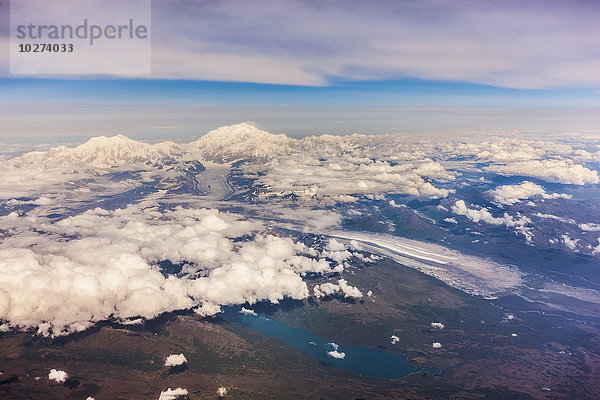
[{"left": 1, "top": 256, "right": 598, "bottom": 400}]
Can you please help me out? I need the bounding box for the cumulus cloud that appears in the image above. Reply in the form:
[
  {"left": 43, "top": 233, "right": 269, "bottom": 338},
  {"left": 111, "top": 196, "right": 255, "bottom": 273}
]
[
  {"left": 158, "top": 387, "right": 188, "bottom": 400},
  {"left": 338, "top": 279, "right": 363, "bottom": 299},
  {"left": 432, "top": 342, "right": 442, "bottom": 348},
  {"left": 561, "top": 234, "right": 579, "bottom": 251},
  {"left": 313, "top": 279, "right": 362, "bottom": 299},
  {"left": 326, "top": 239, "right": 346, "bottom": 252},
  {"left": 451, "top": 200, "right": 532, "bottom": 240},
  {"left": 580, "top": 223, "right": 600, "bottom": 232},
  {"left": 327, "top": 350, "right": 346, "bottom": 359},
  {"left": 489, "top": 181, "right": 571, "bottom": 205},
  {"left": 217, "top": 386, "right": 228, "bottom": 397},
  {"left": 0, "top": 205, "right": 343, "bottom": 336},
  {"left": 390, "top": 335, "right": 400, "bottom": 345},
  {"left": 326, "top": 342, "right": 345, "bottom": 359},
  {"left": 242, "top": 135, "right": 455, "bottom": 203},
  {"left": 48, "top": 369, "right": 68, "bottom": 384},
  {"left": 164, "top": 354, "right": 187, "bottom": 367},
  {"left": 321, "top": 239, "right": 352, "bottom": 264},
  {"left": 239, "top": 307, "right": 257, "bottom": 316},
  {"left": 430, "top": 322, "right": 445, "bottom": 329},
  {"left": 489, "top": 159, "right": 599, "bottom": 185},
  {"left": 313, "top": 282, "right": 339, "bottom": 298},
  {"left": 450, "top": 200, "right": 507, "bottom": 227}
]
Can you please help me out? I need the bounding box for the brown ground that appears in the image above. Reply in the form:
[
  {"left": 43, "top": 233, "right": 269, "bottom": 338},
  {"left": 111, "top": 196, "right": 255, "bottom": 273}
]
[{"left": 1, "top": 258, "right": 599, "bottom": 400}]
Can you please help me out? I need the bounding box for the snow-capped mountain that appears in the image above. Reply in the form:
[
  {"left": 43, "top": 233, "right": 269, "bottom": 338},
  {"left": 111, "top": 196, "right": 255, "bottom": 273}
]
[
  {"left": 13, "top": 123, "right": 300, "bottom": 167},
  {"left": 191, "top": 123, "right": 298, "bottom": 162},
  {"left": 19, "top": 134, "right": 182, "bottom": 167}
]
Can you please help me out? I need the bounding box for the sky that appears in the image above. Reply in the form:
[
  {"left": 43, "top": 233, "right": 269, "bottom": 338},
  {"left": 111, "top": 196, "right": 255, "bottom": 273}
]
[{"left": 1, "top": 0, "right": 600, "bottom": 141}]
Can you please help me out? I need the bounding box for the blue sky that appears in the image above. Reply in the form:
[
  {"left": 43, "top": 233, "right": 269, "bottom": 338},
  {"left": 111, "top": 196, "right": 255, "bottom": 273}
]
[{"left": 1, "top": 0, "right": 599, "bottom": 140}]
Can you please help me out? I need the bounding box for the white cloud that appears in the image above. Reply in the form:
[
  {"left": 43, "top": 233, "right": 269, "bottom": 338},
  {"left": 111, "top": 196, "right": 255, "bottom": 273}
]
[
  {"left": 5, "top": 126, "right": 600, "bottom": 339},
  {"left": 164, "top": 353, "right": 187, "bottom": 367},
  {"left": 489, "top": 181, "right": 571, "bottom": 205},
  {"left": 452, "top": 200, "right": 507, "bottom": 225},
  {"left": 313, "top": 279, "right": 362, "bottom": 299},
  {"left": 241, "top": 133, "right": 455, "bottom": 203},
  {"left": 326, "top": 342, "right": 346, "bottom": 359},
  {"left": 489, "top": 159, "right": 599, "bottom": 185},
  {"left": 48, "top": 369, "right": 68, "bottom": 384},
  {"left": 327, "top": 350, "right": 346, "bottom": 359},
  {"left": 158, "top": 387, "right": 188, "bottom": 400},
  {"left": 0, "top": 162, "right": 91, "bottom": 200},
  {"left": 561, "top": 234, "right": 579, "bottom": 251},
  {"left": 535, "top": 213, "right": 576, "bottom": 224},
  {"left": 390, "top": 335, "right": 400, "bottom": 345},
  {"left": 321, "top": 241, "right": 352, "bottom": 264},
  {"left": 451, "top": 200, "right": 532, "bottom": 241},
  {"left": 314, "top": 282, "right": 341, "bottom": 298},
  {"left": 10, "top": 2, "right": 600, "bottom": 89},
  {"left": 432, "top": 342, "right": 442, "bottom": 348},
  {"left": 0, "top": 205, "right": 344, "bottom": 336},
  {"left": 6, "top": 196, "right": 54, "bottom": 207},
  {"left": 326, "top": 239, "right": 347, "bottom": 252},
  {"left": 580, "top": 223, "right": 600, "bottom": 232},
  {"left": 0, "top": 133, "right": 190, "bottom": 205},
  {"left": 338, "top": 279, "right": 363, "bottom": 299},
  {"left": 217, "top": 386, "right": 228, "bottom": 397},
  {"left": 431, "top": 322, "right": 445, "bottom": 329},
  {"left": 239, "top": 307, "right": 257, "bottom": 316}
]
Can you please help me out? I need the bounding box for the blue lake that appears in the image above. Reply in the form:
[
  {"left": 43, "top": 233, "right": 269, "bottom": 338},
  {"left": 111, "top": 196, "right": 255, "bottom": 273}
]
[{"left": 221, "top": 307, "right": 436, "bottom": 379}]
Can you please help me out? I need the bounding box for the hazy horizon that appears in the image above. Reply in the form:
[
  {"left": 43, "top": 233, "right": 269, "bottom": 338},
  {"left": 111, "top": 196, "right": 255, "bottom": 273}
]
[{"left": 1, "top": 0, "right": 600, "bottom": 140}]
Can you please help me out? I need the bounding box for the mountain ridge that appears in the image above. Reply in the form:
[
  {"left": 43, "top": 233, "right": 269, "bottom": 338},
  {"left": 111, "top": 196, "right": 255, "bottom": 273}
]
[{"left": 19, "top": 134, "right": 182, "bottom": 167}]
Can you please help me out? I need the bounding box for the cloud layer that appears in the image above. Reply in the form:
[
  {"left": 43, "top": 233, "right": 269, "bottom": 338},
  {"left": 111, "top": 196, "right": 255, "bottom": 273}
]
[
  {"left": 489, "top": 181, "right": 571, "bottom": 205},
  {"left": 150, "top": 0, "right": 600, "bottom": 88},
  {"left": 490, "top": 160, "right": 599, "bottom": 185},
  {"left": 5, "top": 1, "right": 599, "bottom": 89},
  {"left": 2, "top": 124, "right": 600, "bottom": 337},
  {"left": 0, "top": 205, "right": 347, "bottom": 336}
]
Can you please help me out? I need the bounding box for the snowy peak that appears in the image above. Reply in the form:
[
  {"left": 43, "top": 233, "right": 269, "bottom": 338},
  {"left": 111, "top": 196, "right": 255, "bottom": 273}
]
[
  {"left": 20, "top": 134, "right": 182, "bottom": 167},
  {"left": 192, "top": 123, "right": 297, "bottom": 162}
]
